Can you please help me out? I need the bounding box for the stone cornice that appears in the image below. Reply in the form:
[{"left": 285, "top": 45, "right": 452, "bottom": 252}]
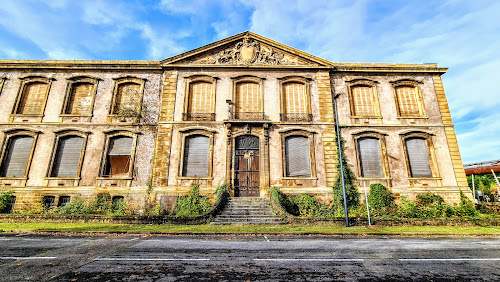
[{"left": 0, "top": 60, "right": 162, "bottom": 71}]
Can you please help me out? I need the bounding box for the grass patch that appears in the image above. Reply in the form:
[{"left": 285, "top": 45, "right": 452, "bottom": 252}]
[{"left": 1, "top": 222, "right": 500, "bottom": 235}]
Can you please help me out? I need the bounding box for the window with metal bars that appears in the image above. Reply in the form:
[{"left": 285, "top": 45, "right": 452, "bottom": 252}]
[
  {"left": 57, "top": 196, "right": 71, "bottom": 207},
  {"left": 42, "top": 196, "right": 55, "bottom": 210}
]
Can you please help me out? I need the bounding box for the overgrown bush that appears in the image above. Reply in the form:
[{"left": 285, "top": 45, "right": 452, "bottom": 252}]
[
  {"left": 454, "top": 190, "right": 478, "bottom": 217},
  {"left": 396, "top": 196, "right": 418, "bottom": 218},
  {"left": 174, "top": 184, "right": 211, "bottom": 217},
  {"left": 468, "top": 174, "right": 497, "bottom": 201},
  {"left": 288, "top": 194, "right": 322, "bottom": 217},
  {"left": 368, "top": 183, "right": 396, "bottom": 216},
  {"left": 0, "top": 191, "right": 15, "bottom": 213},
  {"left": 396, "top": 193, "right": 454, "bottom": 218},
  {"left": 57, "top": 198, "right": 89, "bottom": 214},
  {"left": 331, "top": 135, "right": 359, "bottom": 211}
]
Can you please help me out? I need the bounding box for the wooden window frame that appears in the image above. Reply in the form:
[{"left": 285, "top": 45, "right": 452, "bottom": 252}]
[
  {"left": 60, "top": 76, "right": 100, "bottom": 122},
  {"left": 353, "top": 131, "right": 391, "bottom": 180},
  {"left": 230, "top": 75, "right": 265, "bottom": 120},
  {"left": 280, "top": 129, "right": 316, "bottom": 180},
  {"left": 10, "top": 76, "right": 54, "bottom": 122},
  {"left": 98, "top": 131, "right": 138, "bottom": 179},
  {"left": 178, "top": 129, "right": 215, "bottom": 180},
  {"left": 346, "top": 79, "right": 381, "bottom": 118},
  {"left": 0, "top": 129, "right": 40, "bottom": 184},
  {"left": 183, "top": 75, "right": 217, "bottom": 121},
  {"left": 391, "top": 79, "right": 427, "bottom": 118},
  {"left": 44, "top": 129, "right": 90, "bottom": 186},
  {"left": 108, "top": 76, "right": 146, "bottom": 123},
  {"left": 400, "top": 131, "right": 440, "bottom": 179},
  {"left": 278, "top": 76, "right": 313, "bottom": 122}
]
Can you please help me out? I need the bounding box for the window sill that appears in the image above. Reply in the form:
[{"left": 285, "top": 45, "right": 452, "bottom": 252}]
[
  {"left": 351, "top": 116, "right": 382, "bottom": 119},
  {"left": 282, "top": 177, "right": 316, "bottom": 180},
  {"left": 97, "top": 176, "right": 133, "bottom": 180},
  {"left": 408, "top": 177, "right": 441, "bottom": 180},
  {"left": 357, "top": 177, "right": 391, "bottom": 180},
  {"left": 178, "top": 176, "right": 212, "bottom": 180},
  {"left": 44, "top": 177, "right": 80, "bottom": 180},
  {"left": 0, "top": 177, "right": 27, "bottom": 180},
  {"left": 397, "top": 116, "right": 428, "bottom": 119}
]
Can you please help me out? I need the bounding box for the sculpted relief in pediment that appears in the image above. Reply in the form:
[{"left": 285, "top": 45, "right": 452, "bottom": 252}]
[{"left": 186, "top": 38, "right": 318, "bottom": 66}]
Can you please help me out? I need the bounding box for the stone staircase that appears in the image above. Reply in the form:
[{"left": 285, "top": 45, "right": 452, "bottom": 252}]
[{"left": 211, "top": 197, "right": 285, "bottom": 225}]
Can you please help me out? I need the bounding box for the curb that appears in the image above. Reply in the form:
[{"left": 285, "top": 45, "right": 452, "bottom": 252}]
[{"left": 4, "top": 230, "right": 500, "bottom": 238}]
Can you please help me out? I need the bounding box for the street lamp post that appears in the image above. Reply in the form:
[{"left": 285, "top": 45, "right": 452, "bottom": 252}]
[{"left": 333, "top": 93, "right": 349, "bottom": 227}]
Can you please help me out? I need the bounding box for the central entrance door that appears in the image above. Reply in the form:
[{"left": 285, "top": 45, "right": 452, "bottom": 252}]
[{"left": 234, "top": 135, "right": 260, "bottom": 197}]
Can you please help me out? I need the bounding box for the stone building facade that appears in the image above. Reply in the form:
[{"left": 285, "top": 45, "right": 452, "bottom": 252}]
[{"left": 0, "top": 32, "right": 469, "bottom": 213}]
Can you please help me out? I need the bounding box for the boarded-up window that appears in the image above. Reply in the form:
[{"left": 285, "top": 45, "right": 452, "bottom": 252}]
[
  {"left": 357, "top": 137, "right": 383, "bottom": 177},
  {"left": 236, "top": 82, "right": 260, "bottom": 113},
  {"left": 405, "top": 138, "right": 432, "bottom": 177},
  {"left": 187, "top": 81, "right": 212, "bottom": 113},
  {"left": 182, "top": 135, "right": 209, "bottom": 177},
  {"left": 352, "top": 86, "right": 376, "bottom": 116},
  {"left": 0, "top": 135, "right": 34, "bottom": 177},
  {"left": 105, "top": 136, "right": 133, "bottom": 177},
  {"left": 283, "top": 82, "right": 308, "bottom": 114},
  {"left": 65, "top": 83, "right": 94, "bottom": 115},
  {"left": 16, "top": 82, "right": 48, "bottom": 114},
  {"left": 50, "top": 136, "right": 85, "bottom": 177},
  {"left": 285, "top": 136, "right": 311, "bottom": 177},
  {"left": 396, "top": 86, "right": 420, "bottom": 116},
  {"left": 113, "top": 83, "right": 141, "bottom": 116}
]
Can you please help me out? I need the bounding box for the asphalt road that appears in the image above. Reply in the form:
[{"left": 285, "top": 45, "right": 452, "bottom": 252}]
[{"left": 0, "top": 234, "right": 499, "bottom": 281}]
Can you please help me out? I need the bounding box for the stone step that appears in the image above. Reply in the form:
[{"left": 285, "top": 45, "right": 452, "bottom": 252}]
[{"left": 211, "top": 197, "right": 285, "bottom": 225}]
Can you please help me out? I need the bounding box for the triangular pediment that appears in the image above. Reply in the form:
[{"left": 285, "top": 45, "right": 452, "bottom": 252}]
[{"left": 161, "top": 31, "right": 332, "bottom": 68}]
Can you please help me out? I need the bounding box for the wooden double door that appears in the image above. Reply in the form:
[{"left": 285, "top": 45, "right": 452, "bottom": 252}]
[{"left": 234, "top": 135, "right": 260, "bottom": 197}]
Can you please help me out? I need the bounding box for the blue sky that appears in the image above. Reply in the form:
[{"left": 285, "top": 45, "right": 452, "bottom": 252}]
[{"left": 0, "top": 0, "right": 498, "bottom": 163}]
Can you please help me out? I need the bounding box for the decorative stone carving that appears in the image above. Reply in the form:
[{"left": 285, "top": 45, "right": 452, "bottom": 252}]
[{"left": 192, "top": 37, "right": 314, "bottom": 66}]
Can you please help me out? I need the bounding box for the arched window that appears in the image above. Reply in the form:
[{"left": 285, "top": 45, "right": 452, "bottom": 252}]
[
  {"left": 347, "top": 79, "right": 380, "bottom": 118},
  {"left": 184, "top": 78, "right": 215, "bottom": 121},
  {"left": 392, "top": 80, "right": 426, "bottom": 117},
  {"left": 103, "top": 136, "right": 134, "bottom": 177},
  {"left": 50, "top": 135, "right": 85, "bottom": 177},
  {"left": 182, "top": 135, "right": 210, "bottom": 177},
  {"left": 16, "top": 82, "right": 49, "bottom": 115},
  {"left": 405, "top": 137, "right": 432, "bottom": 177},
  {"left": 283, "top": 82, "right": 309, "bottom": 118},
  {"left": 351, "top": 86, "right": 376, "bottom": 116},
  {"left": 65, "top": 82, "right": 95, "bottom": 115},
  {"left": 234, "top": 79, "right": 262, "bottom": 120},
  {"left": 113, "top": 83, "right": 142, "bottom": 116},
  {"left": 396, "top": 86, "right": 420, "bottom": 116},
  {"left": 0, "top": 135, "right": 35, "bottom": 177},
  {"left": 357, "top": 137, "right": 383, "bottom": 177},
  {"left": 284, "top": 135, "right": 311, "bottom": 177}
]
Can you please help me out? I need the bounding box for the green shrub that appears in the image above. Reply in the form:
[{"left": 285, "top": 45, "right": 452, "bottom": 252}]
[
  {"left": 288, "top": 194, "right": 322, "bottom": 217},
  {"left": 174, "top": 184, "right": 211, "bottom": 217},
  {"left": 396, "top": 196, "right": 418, "bottom": 218},
  {"left": 269, "top": 187, "right": 299, "bottom": 215},
  {"left": 368, "top": 183, "right": 395, "bottom": 216},
  {"left": 57, "top": 198, "right": 89, "bottom": 214},
  {"left": 0, "top": 191, "right": 15, "bottom": 213},
  {"left": 109, "top": 198, "right": 127, "bottom": 216},
  {"left": 454, "top": 190, "right": 478, "bottom": 217}
]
